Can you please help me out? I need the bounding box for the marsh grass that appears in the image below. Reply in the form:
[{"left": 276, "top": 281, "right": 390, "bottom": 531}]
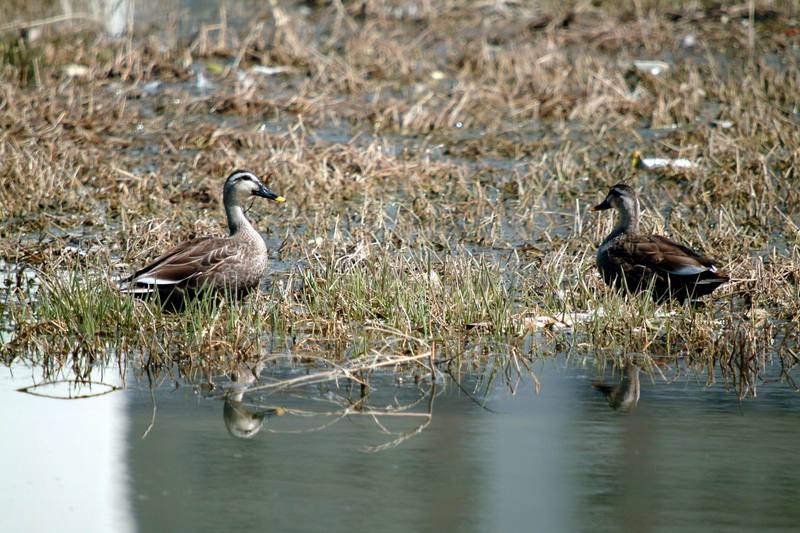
[
  {"left": 3, "top": 263, "right": 283, "bottom": 368},
  {"left": 2, "top": 1, "right": 799, "bottom": 396},
  {"left": 5, "top": 267, "right": 134, "bottom": 360},
  {"left": 297, "top": 249, "right": 516, "bottom": 337}
]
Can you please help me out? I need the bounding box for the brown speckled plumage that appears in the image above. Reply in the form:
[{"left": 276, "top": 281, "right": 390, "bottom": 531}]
[
  {"left": 119, "top": 170, "right": 284, "bottom": 310},
  {"left": 593, "top": 184, "right": 728, "bottom": 303}
]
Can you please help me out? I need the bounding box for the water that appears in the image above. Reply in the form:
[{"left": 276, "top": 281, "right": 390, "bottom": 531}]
[{"left": 2, "top": 360, "right": 799, "bottom": 533}]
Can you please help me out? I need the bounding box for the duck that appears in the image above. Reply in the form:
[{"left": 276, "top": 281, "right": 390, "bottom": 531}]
[
  {"left": 592, "top": 183, "right": 728, "bottom": 303},
  {"left": 119, "top": 170, "right": 285, "bottom": 309},
  {"left": 223, "top": 360, "right": 283, "bottom": 439},
  {"left": 592, "top": 362, "right": 640, "bottom": 412}
]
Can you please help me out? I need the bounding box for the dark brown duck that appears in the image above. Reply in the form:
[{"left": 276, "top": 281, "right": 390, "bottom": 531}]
[
  {"left": 592, "top": 183, "right": 728, "bottom": 303},
  {"left": 119, "top": 170, "right": 285, "bottom": 310}
]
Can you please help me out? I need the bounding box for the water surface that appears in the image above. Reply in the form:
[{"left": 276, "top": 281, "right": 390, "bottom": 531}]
[{"left": 2, "top": 360, "right": 799, "bottom": 533}]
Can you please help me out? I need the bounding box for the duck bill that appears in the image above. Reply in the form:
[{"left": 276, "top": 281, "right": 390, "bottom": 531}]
[
  {"left": 592, "top": 198, "right": 612, "bottom": 211},
  {"left": 254, "top": 184, "right": 286, "bottom": 203}
]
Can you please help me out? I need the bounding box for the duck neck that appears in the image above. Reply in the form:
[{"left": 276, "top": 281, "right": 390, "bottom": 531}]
[
  {"left": 224, "top": 197, "right": 254, "bottom": 236},
  {"left": 612, "top": 199, "right": 640, "bottom": 236}
]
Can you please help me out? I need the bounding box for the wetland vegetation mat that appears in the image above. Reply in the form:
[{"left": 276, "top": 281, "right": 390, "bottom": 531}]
[
  {"left": 3, "top": 2, "right": 800, "bottom": 532},
  {"left": 1, "top": 1, "right": 800, "bottom": 402}
]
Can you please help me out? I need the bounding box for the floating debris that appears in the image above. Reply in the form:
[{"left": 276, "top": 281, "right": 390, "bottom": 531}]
[
  {"left": 250, "top": 65, "right": 295, "bottom": 76},
  {"left": 632, "top": 151, "right": 698, "bottom": 170},
  {"left": 195, "top": 71, "right": 215, "bottom": 91},
  {"left": 236, "top": 70, "right": 255, "bottom": 91},
  {"left": 64, "top": 64, "right": 90, "bottom": 78},
  {"left": 523, "top": 308, "right": 606, "bottom": 331},
  {"left": 204, "top": 61, "right": 226, "bottom": 75},
  {"left": 141, "top": 80, "right": 161, "bottom": 95},
  {"left": 18, "top": 380, "right": 120, "bottom": 399},
  {"left": 632, "top": 60, "right": 670, "bottom": 76}
]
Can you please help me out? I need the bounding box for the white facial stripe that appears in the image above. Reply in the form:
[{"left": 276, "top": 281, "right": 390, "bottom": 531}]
[{"left": 230, "top": 171, "right": 258, "bottom": 183}]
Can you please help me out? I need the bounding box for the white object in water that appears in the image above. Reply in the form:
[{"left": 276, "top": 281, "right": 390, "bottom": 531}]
[
  {"left": 250, "top": 65, "right": 294, "bottom": 76},
  {"left": 632, "top": 60, "right": 670, "bottom": 76},
  {"left": 141, "top": 80, "right": 161, "bottom": 95},
  {"left": 638, "top": 157, "right": 698, "bottom": 170},
  {"left": 64, "top": 64, "right": 90, "bottom": 77},
  {"left": 195, "top": 71, "right": 215, "bottom": 91},
  {"left": 681, "top": 34, "right": 697, "bottom": 48}
]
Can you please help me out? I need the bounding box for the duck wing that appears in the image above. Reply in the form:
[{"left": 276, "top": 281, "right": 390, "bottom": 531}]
[
  {"left": 122, "top": 236, "right": 239, "bottom": 290},
  {"left": 618, "top": 234, "right": 721, "bottom": 276}
]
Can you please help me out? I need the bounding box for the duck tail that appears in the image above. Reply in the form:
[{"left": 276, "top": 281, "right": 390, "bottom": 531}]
[
  {"left": 698, "top": 268, "right": 730, "bottom": 285},
  {"left": 116, "top": 276, "right": 155, "bottom": 295}
]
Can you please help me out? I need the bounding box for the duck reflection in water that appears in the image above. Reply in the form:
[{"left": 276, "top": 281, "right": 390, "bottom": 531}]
[
  {"left": 209, "top": 355, "right": 439, "bottom": 450},
  {"left": 593, "top": 362, "right": 640, "bottom": 412},
  {"left": 223, "top": 361, "right": 283, "bottom": 439}
]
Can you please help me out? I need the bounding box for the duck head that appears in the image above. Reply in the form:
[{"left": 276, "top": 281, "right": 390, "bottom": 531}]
[
  {"left": 223, "top": 169, "right": 285, "bottom": 206},
  {"left": 592, "top": 183, "right": 637, "bottom": 213},
  {"left": 592, "top": 183, "right": 640, "bottom": 233}
]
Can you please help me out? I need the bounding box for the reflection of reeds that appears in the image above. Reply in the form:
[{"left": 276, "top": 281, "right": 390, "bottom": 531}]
[{"left": 206, "top": 352, "right": 441, "bottom": 450}]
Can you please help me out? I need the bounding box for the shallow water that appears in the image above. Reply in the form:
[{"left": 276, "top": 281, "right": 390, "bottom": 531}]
[{"left": 3, "top": 360, "right": 799, "bottom": 533}]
